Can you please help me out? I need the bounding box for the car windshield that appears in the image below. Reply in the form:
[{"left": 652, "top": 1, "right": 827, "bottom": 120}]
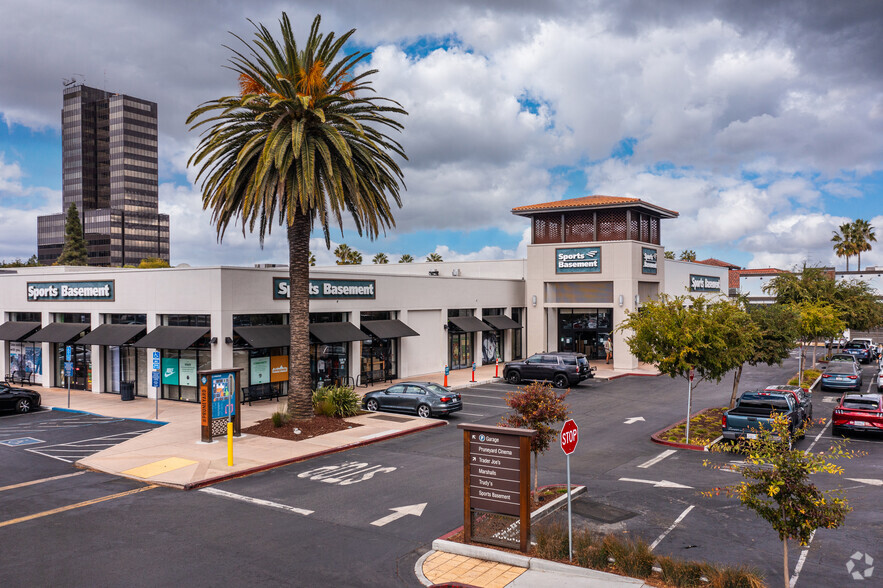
[
  {"left": 845, "top": 343, "right": 867, "bottom": 350},
  {"left": 826, "top": 364, "right": 855, "bottom": 374},
  {"left": 423, "top": 383, "right": 449, "bottom": 395},
  {"left": 842, "top": 398, "right": 880, "bottom": 410}
]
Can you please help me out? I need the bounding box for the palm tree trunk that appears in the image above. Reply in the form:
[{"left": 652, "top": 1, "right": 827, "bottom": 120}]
[
  {"left": 287, "top": 210, "right": 314, "bottom": 419},
  {"left": 729, "top": 364, "right": 744, "bottom": 408}
]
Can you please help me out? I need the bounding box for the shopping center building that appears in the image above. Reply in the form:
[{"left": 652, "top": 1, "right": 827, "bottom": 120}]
[{"left": 0, "top": 196, "right": 727, "bottom": 402}]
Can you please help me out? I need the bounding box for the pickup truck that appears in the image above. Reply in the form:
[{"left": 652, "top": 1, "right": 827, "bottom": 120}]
[{"left": 722, "top": 390, "right": 800, "bottom": 448}]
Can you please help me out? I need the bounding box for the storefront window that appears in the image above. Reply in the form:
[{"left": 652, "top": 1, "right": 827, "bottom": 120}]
[
  {"left": 311, "top": 343, "right": 348, "bottom": 387},
  {"left": 447, "top": 309, "right": 474, "bottom": 370},
  {"left": 481, "top": 309, "right": 503, "bottom": 365},
  {"left": 359, "top": 311, "right": 398, "bottom": 384},
  {"left": 510, "top": 308, "right": 523, "bottom": 360},
  {"left": 55, "top": 343, "right": 91, "bottom": 389},
  {"left": 160, "top": 348, "right": 209, "bottom": 402},
  {"left": 557, "top": 308, "right": 611, "bottom": 360}
]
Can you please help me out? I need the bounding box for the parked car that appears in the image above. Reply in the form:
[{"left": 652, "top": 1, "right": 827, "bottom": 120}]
[
  {"left": 820, "top": 361, "right": 864, "bottom": 392},
  {"left": 828, "top": 353, "right": 860, "bottom": 369},
  {"left": 832, "top": 393, "right": 883, "bottom": 436},
  {"left": 876, "top": 367, "right": 883, "bottom": 392},
  {"left": 0, "top": 382, "right": 41, "bottom": 414},
  {"left": 842, "top": 341, "right": 873, "bottom": 364},
  {"left": 722, "top": 390, "right": 801, "bottom": 446},
  {"left": 362, "top": 382, "right": 461, "bottom": 418},
  {"left": 764, "top": 384, "right": 813, "bottom": 423},
  {"left": 851, "top": 338, "right": 878, "bottom": 361},
  {"left": 503, "top": 352, "right": 594, "bottom": 388}
]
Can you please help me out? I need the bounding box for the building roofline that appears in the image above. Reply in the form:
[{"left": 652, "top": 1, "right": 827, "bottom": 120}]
[{"left": 511, "top": 195, "right": 678, "bottom": 219}]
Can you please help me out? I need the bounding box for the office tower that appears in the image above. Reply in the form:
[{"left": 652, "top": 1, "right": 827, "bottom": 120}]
[{"left": 37, "top": 84, "right": 169, "bottom": 266}]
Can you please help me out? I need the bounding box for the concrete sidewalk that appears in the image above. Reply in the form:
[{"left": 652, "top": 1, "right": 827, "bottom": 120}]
[{"left": 28, "top": 360, "right": 656, "bottom": 490}]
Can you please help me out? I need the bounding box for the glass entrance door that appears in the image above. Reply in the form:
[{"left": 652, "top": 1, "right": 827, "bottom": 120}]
[{"left": 449, "top": 332, "right": 472, "bottom": 369}]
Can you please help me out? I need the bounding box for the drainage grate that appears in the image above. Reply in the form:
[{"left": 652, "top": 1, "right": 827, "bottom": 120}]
[
  {"left": 571, "top": 497, "right": 637, "bottom": 524},
  {"left": 368, "top": 414, "right": 413, "bottom": 423}
]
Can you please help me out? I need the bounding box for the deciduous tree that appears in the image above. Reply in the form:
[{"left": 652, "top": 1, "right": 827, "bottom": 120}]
[{"left": 499, "top": 382, "right": 569, "bottom": 492}]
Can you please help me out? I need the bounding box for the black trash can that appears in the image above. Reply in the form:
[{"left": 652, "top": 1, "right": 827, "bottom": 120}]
[{"left": 121, "top": 381, "right": 135, "bottom": 401}]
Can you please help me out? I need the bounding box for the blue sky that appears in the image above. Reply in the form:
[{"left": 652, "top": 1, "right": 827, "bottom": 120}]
[{"left": 2, "top": 1, "right": 882, "bottom": 270}]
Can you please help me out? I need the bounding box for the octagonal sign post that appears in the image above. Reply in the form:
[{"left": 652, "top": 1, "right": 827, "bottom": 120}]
[{"left": 560, "top": 419, "right": 579, "bottom": 561}]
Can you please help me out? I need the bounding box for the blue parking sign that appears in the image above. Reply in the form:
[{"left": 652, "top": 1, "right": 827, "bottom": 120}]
[
  {"left": 152, "top": 371, "right": 160, "bottom": 388},
  {"left": 64, "top": 361, "right": 73, "bottom": 377},
  {"left": 66, "top": 346, "right": 72, "bottom": 361}
]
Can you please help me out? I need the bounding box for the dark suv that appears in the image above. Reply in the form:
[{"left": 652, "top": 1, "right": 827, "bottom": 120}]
[
  {"left": 503, "top": 352, "right": 594, "bottom": 388},
  {"left": 843, "top": 341, "right": 872, "bottom": 364}
]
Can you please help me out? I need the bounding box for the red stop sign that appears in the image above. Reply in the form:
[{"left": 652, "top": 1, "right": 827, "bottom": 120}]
[{"left": 560, "top": 419, "right": 579, "bottom": 455}]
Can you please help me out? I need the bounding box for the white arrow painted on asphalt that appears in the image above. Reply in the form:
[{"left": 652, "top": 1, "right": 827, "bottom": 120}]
[
  {"left": 624, "top": 417, "right": 646, "bottom": 424},
  {"left": 619, "top": 477, "right": 693, "bottom": 489},
  {"left": 846, "top": 478, "right": 883, "bottom": 486},
  {"left": 370, "top": 503, "right": 427, "bottom": 527}
]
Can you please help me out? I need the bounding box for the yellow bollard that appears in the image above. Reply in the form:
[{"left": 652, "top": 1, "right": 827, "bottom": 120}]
[{"left": 227, "top": 420, "right": 233, "bottom": 466}]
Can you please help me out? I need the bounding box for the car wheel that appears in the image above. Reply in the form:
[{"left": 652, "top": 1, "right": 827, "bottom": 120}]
[
  {"left": 506, "top": 371, "right": 521, "bottom": 385},
  {"left": 365, "top": 398, "right": 379, "bottom": 412},
  {"left": 417, "top": 404, "right": 432, "bottom": 418},
  {"left": 15, "top": 398, "right": 32, "bottom": 414},
  {"left": 553, "top": 374, "right": 569, "bottom": 389}
]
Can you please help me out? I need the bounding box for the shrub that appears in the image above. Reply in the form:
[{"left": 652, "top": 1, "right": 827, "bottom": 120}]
[
  {"left": 312, "top": 385, "right": 361, "bottom": 418},
  {"left": 573, "top": 529, "right": 608, "bottom": 570},
  {"left": 705, "top": 564, "right": 765, "bottom": 588},
  {"left": 789, "top": 369, "right": 821, "bottom": 386},
  {"left": 657, "top": 555, "right": 706, "bottom": 587},
  {"left": 604, "top": 535, "right": 654, "bottom": 578},
  {"left": 271, "top": 411, "right": 289, "bottom": 428},
  {"left": 533, "top": 521, "right": 570, "bottom": 561}
]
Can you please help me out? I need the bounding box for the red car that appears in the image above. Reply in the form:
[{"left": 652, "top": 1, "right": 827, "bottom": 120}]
[{"left": 832, "top": 393, "right": 883, "bottom": 436}]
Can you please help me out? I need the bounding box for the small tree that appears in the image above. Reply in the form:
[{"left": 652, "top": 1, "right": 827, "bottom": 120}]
[
  {"left": 704, "top": 414, "right": 861, "bottom": 588},
  {"left": 499, "top": 382, "right": 569, "bottom": 492},
  {"left": 664, "top": 250, "right": 675, "bottom": 260},
  {"left": 729, "top": 303, "right": 800, "bottom": 407},
  {"left": 618, "top": 294, "right": 756, "bottom": 442},
  {"left": 138, "top": 257, "right": 170, "bottom": 268},
  {"left": 792, "top": 300, "right": 845, "bottom": 368},
  {"left": 426, "top": 252, "right": 443, "bottom": 262},
  {"left": 56, "top": 203, "right": 88, "bottom": 266},
  {"left": 398, "top": 254, "right": 414, "bottom": 263}
]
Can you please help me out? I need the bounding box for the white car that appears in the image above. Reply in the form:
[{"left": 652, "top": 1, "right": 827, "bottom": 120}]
[{"left": 877, "top": 368, "right": 883, "bottom": 392}]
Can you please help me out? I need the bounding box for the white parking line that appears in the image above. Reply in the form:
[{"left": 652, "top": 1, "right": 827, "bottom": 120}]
[
  {"left": 458, "top": 393, "right": 509, "bottom": 400},
  {"left": 804, "top": 420, "right": 831, "bottom": 454},
  {"left": 790, "top": 530, "right": 815, "bottom": 587},
  {"left": 199, "top": 487, "right": 313, "bottom": 515},
  {"left": 463, "top": 402, "right": 508, "bottom": 409},
  {"left": 0, "top": 471, "right": 87, "bottom": 493},
  {"left": 649, "top": 505, "right": 694, "bottom": 550},
  {"left": 456, "top": 412, "right": 486, "bottom": 417},
  {"left": 638, "top": 449, "right": 677, "bottom": 469}
]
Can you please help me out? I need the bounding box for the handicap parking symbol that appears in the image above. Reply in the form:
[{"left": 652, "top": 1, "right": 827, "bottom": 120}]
[{"left": 0, "top": 437, "right": 44, "bottom": 447}]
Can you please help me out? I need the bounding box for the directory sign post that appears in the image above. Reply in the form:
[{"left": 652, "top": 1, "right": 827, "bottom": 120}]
[
  {"left": 198, "top": 368, "right": 242, "bottom": 443},
  {"left": 458, "top": 423, "right": 536, "bottom": 552}
]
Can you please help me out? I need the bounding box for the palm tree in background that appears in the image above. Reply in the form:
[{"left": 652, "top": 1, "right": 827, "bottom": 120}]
[
  {"left": 852, "top": 219, "right": 876, "bottom": 271},
  {"left": 187, "top": 13, "right": 407, "bottom": 419},
  {"left": 426, "top": 253, "right": 443, "bottom": 262},
  {"left": 679, "top": 250, "right": 696, "bottom": 262},
  {"left": 398, "top": 254, "right": 414, "bottom": 263},
  {"left": 335, "top": 243, "right": 363, "bottom": 265},
  {"left": 831, "top": 223, "right": 856, "bottom": 271},
  {"left": 372, "top": 252, "right": 389, "bottom": 264},
  {"left": 309, "top": 252, "right": 316, "bottom": 267}
]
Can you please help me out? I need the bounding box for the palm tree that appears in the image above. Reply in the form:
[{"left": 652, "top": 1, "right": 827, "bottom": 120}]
[
  {"left": 309, "top": 252, "right": 316, "bottom": 267},
  {"left": 831, "top": 223, "right": 855, "bottom": 271},
  {"left": 187, "top": 13, "right": 407, "bottom": 419},
  {"left": 398, "top": 254, "right": 414, "bottom": 263},
  {"left": 334, "top": 243, "right": 354, "bottom": 265},
  {"left": 426, "top": 253, "right": 443, "bottom": 262},
  {"left": 348, "top": 250, "right": 363, "bottom": 264},
  {"left": 852, "top": 219, "right": 876, "bottom": 271},
  {"left": 679, "top": 250, "right": 696, "bottom": 262},
  {"left": 372, "top": 252, "right": 388, "bottom": 264}
]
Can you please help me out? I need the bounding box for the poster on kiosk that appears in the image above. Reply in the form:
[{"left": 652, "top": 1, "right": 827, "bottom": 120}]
[{"left": 199, "top": 368, "right": 242, "bottom": 442}]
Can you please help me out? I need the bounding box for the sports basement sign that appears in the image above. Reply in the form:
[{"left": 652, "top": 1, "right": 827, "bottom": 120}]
[
  {"left": 274, "top": 278, "right": 376, "bottom": 300},
  {"left": 27, "top": 280, "right": 115, "bottom": 302},
  {"left": 690, "top": 274, "right": 721, "bottom": 292},
  {"left": 641, "top": 248, "right": 658, "bottom": 274},
  {"left": 555, "top": 247, "right": 601, "bottom": 273}
]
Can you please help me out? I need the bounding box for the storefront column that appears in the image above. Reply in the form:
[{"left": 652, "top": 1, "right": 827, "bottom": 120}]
[
  {"left": 398, "top": 310, "right": 409, "bottom": 378},
  {"left": 211, "top": 310, "right": 232, "bottom": 371},
  {"left": 91, "top": 312, "right": 102, "bottom": 394},
  {"left": 41, "top": 311, "right": 51, "bottom": 388},
  {"left": 350, "top": 314, "right": 360, "bottom": 386},
  {"left": 612, "top": 279, "right": 639, "bottom": 370},
  {"left": 146, "top": 313, "right": 158, "bottom": 400}
]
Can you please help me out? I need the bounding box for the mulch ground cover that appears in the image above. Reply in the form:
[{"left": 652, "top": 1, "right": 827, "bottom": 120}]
[
  {"left": 658, "top": 407, "right": 727, "bottom": 446},
  {"left": 242, "top": 415, "right": 362, "bottom": 441}
]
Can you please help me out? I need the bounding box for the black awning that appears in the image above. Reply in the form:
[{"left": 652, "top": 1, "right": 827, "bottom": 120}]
[
  {"left": 132, "top": 326, "right": 210, "bottom": 350},
  {"left": 0, "top": 321, "right": 42, "bottom": 342},
  {"left": 78, "top": 324, "right": 146, "bottom": 346},
  {"left": 483, "top": 315, "right": 523, "bottom": 330},
  {"left": 309, "top": 322, "right": 371, "bottom": 344},
  {"left": 448, "top": 316, "right": 493, "bottom": 333},
  {"left": 360, "top": 319, "right": 419, "bottom": 339},
  {"left": 25, "top": 322, "right": 91, "bottom": 343},
  {"left": 234, "top": 325, "right": 290, "bottom": 348}
]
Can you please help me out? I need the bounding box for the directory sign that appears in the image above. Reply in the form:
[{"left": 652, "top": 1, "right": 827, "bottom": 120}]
[
  {"left": 211, "top": 373, "right": 236, "bottom": 419},
  {"left": 458, "top": 423, "right": 536, "bottom": 553},
  {"left": 199, "top": 368, "right": 243, "bottom": 442}
]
